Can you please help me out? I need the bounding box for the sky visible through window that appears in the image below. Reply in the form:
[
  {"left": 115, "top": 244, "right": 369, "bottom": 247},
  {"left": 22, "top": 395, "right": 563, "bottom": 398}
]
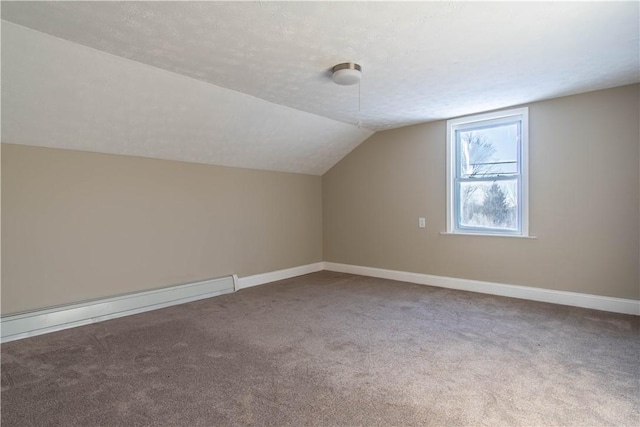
[{"left": 458, "top": 122, "right": 519, "bottom": 206}]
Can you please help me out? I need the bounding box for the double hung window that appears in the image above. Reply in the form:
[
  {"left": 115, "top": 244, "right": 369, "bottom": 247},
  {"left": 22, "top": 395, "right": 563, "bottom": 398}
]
[{"left": 446, "top": 108, "right": 529, "bottom": 236}]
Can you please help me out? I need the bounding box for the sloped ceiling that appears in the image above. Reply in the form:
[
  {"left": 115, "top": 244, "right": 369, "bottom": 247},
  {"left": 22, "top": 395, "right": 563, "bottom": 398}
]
[
  {"left": 2, "top": 22, "right": 372, "bottom": 175},
  {"left": 2, "top": 1, "right": 639, "bottom": 175}
]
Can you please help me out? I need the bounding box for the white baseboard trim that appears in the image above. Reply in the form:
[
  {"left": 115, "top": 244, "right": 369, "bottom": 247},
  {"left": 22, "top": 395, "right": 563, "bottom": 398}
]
[
  {"left": 322, "top": 262, "right": 640, "bottom": 316},
  {"left": 0, "top": 276, "right": 235, "bottom": 343},
  {"left": 236, "top": 262, "right": 324, "bottom": 290},
  {"left": 4, "top": 261, "right": 636, "bottom": 343}
]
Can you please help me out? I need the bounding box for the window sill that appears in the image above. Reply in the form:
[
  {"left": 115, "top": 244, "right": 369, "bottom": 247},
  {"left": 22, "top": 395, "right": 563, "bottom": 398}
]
[{"left": 440, "top": 232, "right": 537, "bottom": 239}]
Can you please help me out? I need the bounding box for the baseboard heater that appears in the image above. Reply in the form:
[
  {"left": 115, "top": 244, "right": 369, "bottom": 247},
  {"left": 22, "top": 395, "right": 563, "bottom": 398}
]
[{"left": 0, "top": 275, "right": 237, "bottom": 343}]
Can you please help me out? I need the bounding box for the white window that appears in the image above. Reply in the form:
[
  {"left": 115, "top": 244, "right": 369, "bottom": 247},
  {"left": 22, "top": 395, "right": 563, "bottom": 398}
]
[{"left": 446, "top": 107, "right": 529, "bottom": 236}]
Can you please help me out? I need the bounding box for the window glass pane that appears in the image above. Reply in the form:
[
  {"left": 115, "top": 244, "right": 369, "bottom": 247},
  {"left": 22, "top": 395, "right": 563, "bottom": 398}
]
[
  {"left": 457, "top": 122, "right": 519, "bottom": 179},
  {"left": 458, "top": 179, "right": 518, "bottom": 231}
]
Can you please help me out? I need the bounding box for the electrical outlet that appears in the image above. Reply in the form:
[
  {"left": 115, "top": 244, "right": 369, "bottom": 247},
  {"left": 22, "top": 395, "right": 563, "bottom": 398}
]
[{"left": 419, "top": 217, "right": 426, "bottom": 228}]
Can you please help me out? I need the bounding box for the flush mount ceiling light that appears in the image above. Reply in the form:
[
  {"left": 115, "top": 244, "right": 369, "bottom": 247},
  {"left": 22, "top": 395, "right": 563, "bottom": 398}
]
[{"left": 332, "top": 62, "right": 362, "bottom": 85}]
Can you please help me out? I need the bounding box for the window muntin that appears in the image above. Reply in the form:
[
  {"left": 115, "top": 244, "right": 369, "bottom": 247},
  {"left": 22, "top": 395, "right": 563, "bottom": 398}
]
[{"left": 447, "top": 108, "right": 528, "bottom": 236}]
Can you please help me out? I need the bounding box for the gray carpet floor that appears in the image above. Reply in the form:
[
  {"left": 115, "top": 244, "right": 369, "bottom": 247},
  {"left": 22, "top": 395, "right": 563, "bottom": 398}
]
[{"left": 1, "top": 271, "right": 638, "bottom": 426}]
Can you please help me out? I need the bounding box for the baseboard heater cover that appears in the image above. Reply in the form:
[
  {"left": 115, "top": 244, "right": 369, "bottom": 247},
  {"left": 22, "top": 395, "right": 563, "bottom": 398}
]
[{"left": 1, "top": 275, "right": 237, "bottom": 343}]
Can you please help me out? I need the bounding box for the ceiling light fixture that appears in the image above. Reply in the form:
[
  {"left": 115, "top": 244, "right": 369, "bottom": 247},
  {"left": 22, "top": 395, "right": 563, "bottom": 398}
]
[{"left": 331, "top": 62, "right": 362, "bottom": 86}]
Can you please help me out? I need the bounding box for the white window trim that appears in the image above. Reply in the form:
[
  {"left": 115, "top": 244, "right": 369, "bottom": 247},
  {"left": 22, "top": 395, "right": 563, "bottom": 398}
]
[{"left": 446, "top": 107, "right": 530, "bottom": 237}]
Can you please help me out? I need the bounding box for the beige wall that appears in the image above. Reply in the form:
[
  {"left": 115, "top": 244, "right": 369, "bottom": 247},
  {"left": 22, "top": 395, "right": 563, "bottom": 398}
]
[
  {"left": 323, "top": 84, "right": 640, "bottom": 300},
  {"left": 2, "top": 144, "right": 322, "bottom": 314},
  {"left": 3, "top": 85, "right": 638, "bottom": 315}
]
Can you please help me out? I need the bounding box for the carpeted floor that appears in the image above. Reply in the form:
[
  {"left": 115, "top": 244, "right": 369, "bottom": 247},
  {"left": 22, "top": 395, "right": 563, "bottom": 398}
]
[{"left": 1, "top": 271, "right": 638, "bottom": 426}]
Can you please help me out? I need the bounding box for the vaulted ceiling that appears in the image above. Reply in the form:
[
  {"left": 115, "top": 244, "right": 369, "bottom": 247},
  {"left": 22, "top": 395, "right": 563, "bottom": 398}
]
[{"left": 2, "top": 1, "right": 638, "bottom": 175}]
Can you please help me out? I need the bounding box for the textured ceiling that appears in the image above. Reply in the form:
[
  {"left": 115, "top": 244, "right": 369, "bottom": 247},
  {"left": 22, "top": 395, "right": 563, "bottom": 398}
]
[
  {"left": 3, "top": 1, "right": 638, "bottom": 131},
  {"left": 2, "top": 22, "right": 372, "bottom": 175},
  {"left": 1, "top": 1, "right": 638, "bottom": 174}
]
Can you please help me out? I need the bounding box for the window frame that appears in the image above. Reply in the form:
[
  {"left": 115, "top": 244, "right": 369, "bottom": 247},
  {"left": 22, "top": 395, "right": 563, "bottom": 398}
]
[{"left": 446, "top": 107, "right": 529, "bottom": 237}]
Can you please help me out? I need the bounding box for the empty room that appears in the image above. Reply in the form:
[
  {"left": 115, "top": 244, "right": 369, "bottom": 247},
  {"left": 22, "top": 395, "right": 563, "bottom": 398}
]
[{"left": 1, "top": 1, "right": 639, "bottom": 426}]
